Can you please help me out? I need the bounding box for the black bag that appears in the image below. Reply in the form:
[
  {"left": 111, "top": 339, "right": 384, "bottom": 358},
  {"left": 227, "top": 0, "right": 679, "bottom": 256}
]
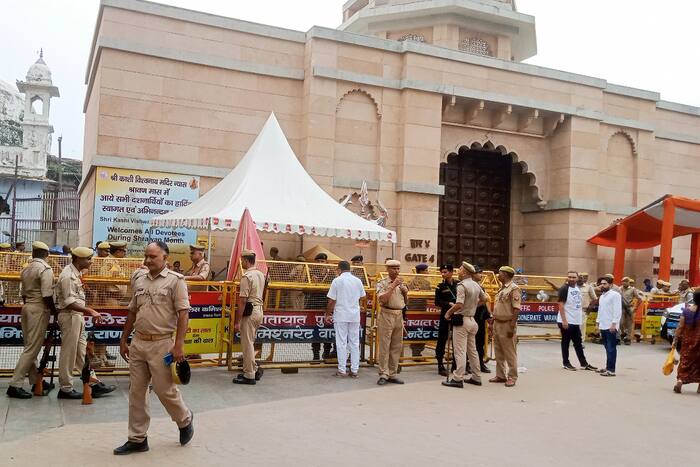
[
  {"left": 451, "top": 314, "right": 464, "bottom": 326},
  {"left": 243, "top": 302, "right": 253, "bottom": 317}
]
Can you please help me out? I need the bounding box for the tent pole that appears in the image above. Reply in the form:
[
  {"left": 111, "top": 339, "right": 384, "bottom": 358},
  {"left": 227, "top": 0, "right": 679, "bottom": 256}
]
[
  {"left": 612, "top": 222, "right": 627, "bottom": 285},
  {"left": 689, "top": 233, "right": 700, "bottom": 286},
  {"left": 658, "top": 199, "right": 675, "bottom": 282},
  {"left": 207, "top": 219, "right": 212, "bottom": 263}
]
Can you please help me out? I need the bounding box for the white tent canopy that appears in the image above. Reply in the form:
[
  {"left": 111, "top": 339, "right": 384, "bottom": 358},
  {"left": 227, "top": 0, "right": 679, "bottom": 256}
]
[{"left": 151, "top": 113, "right": 396, "bottom": 243}]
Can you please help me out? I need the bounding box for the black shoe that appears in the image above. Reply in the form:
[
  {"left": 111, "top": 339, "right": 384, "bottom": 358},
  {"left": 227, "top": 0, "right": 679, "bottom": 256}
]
[
  {"left": 57, "top": 389, "right": 83, "bottom": 400},
  {"left": 563, "top": 364, "right": 577, "bottom": 371},
  {"left": 377, "top": 378, "right": 388, "bottom": 386},
  {"left": 387, "top": 378, "right": 404, "bottom": 385},
  {"left": 438, "top": 366, "right": 448, "bottom": 377},
  {"left": 6, "top": 386, "right": 32, "bottom": 399},
  {"left": 480, "top": 364, "right": 491, "bottom": 374},
  {"left": 465, "top": 378, "right": 482, "bottom": 386},
  {"left": 582, "top": 364, "right": 598, "bottom": 371},
  {"left": 91, "top": 382, "right": 117, "bottom": 397},
  {"left": 179, "top": 411, "right": 194, "bottom": 446},
  {"left": 624, "top": 339, "right": 631, "bottom": 346},
  {"left": 232, "top": 374, "right": 256, "bottom": 385},
  {"left": 114, "top": 439, "right": 149, "bottom": 455},
  {"left": 106, "top": 352, "right": 118, "bottom": 361},
  {"left": 255, "top": 367, "right": 264, "bottom": 381},
  {"left": 442, "top": 379, "right": 464, "bottom": 388},
  {"left": 31, "top": 380, "right": 55, "bottom": 394}
]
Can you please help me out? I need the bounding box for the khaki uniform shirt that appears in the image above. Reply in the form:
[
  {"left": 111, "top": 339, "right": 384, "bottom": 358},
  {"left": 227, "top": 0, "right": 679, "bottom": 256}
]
[
  {"left": 408, "top": 276, "right": 432, "bottom": 291},
  {"left": 621, "top": 286, "right": 644, "bottom": 308},
  {"left": 376, "top": 277, "right": 407, "bottom": 310},
  {"left": 187, "top": 259, "right": 211, "bottom": 281},
  {"left": 21, "top": 258, "right": 54, "bottom": 303},
  {"left": 239, "top": 267, "right": 266, "bottom": 307},
  {"left": 493, "top": 281, "right": 522, "bottom": 321},
  {"left": 56, "top": 264, "right": 86, "bottom": 311},
  {"left": 674, "top": 289, "right": 694, "bottom": 304},
  {"left": 579, "top": 283, "right": 597, "bottom": 309},
  {"left": 129, "top": 268, "right": 190, "bottom": 335},
  {"left": 455, "top": 278, "right": 487, "bottom": 317}
]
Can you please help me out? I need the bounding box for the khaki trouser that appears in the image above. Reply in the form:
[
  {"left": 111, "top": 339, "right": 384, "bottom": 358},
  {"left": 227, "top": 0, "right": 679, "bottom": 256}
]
[
  {"left": 241, "top": 307, "right": 263, "bottom": 379},
  {"left": 451, "top": 316, "right": 481, "bottom": 383},
  {"left": 289, "top": 290, "right": 305, "bottom": 309},
  {"left": 621, "top": 306, "right": 635, "bottom": 340},
  {"left": 377, "top": 308, "right": 403, "bottom": 379},
  {"left": 58, "top": 311, "right": 86, "bottom": 391},
  {"left": 10, "top": 303, "right": 49, "bottom": 388},
  {"left": 493, "top": 321, "right": 518, "bottom": 381},
  {"left": 128, "top": 336, "right": 191, "bottom": 442}
]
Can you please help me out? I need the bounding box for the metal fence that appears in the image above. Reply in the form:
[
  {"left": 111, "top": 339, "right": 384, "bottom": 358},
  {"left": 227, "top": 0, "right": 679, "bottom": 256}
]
[{"left": 0, "top": 191, "right": 79, "bottom": 244}]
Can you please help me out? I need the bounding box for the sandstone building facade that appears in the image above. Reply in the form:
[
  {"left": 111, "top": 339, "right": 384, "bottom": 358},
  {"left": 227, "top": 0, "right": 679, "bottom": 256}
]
[{"left": 80, "top": 0, "right": 700, "bottom": 280}]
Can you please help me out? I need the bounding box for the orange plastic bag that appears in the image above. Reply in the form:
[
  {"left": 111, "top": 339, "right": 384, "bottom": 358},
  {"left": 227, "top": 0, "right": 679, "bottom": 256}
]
[{"left": 662, "top": 349, "right": 676, "bottom": 376}]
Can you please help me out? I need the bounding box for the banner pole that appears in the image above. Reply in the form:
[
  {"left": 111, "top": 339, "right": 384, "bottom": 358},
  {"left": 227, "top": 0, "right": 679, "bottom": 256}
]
[{"left": 207, "top": 218, "right": 213, "bottom": 262}]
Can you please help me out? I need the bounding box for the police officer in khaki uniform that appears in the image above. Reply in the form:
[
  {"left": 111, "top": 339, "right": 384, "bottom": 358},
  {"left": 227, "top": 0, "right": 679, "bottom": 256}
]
[
  {"left": 114, "top": 241, "right": 193, "bottom": 455},
  {"left": 6, "top": 241, "right": 56, "bottom": 399},
  {"left": 184, "top": 244, "right": 211, "bottom": 281},
  {"left": 442, "top": 262, "right": 488, "bottom": 388},
  {"left": 232, "top": 249, "right": 266, "bottom": 385},
  {"left": 96, "top": 241, "right": 110, "bottom": 258},
  {"left": 375, "top": 259, "right": 408, "bottom": 385},
  {"left": 56, "top": 247, "right": 116, "bottom": 399},
  {"left": 620, "top": 276, "right": 644, "bottom": 345},
  {"left": 490, "top": 266, "right": 521, "bottom": 387}
]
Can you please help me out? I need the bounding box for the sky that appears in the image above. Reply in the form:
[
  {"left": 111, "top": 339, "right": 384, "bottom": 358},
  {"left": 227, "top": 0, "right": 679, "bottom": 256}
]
[{"left": 1, "top": 0, "right": 698, "bottom": 159}]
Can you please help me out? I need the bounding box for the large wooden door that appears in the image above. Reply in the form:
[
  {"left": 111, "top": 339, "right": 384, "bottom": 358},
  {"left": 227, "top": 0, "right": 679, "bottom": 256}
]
[{"left": 438, "top": 149, "right": 511, "bottom": 270}]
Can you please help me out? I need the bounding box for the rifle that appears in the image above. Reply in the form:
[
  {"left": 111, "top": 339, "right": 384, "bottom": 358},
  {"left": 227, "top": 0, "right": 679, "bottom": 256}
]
[
  {"left": 33, "top": 313, "right": 58, "bottom": 396},
  {"left": 81, "top": 336, "right": 95, "bottom": 405}
]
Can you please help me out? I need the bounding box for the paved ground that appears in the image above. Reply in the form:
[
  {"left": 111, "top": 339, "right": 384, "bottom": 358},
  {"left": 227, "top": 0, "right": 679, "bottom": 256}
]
[{"left": 1, "top": 339, "right": 696, "bottom": 466}]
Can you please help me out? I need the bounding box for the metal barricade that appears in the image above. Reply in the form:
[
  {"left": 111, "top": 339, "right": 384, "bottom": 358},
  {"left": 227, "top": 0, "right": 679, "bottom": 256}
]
[
  {"left": 224, "top": 260, "right": 372, "bottom": 371},
  {"left": 640, "top": 294, "right": 679, "bottom": 344},
  {"left": 0, "top": 252, "right": 231, "bottom": 376}
]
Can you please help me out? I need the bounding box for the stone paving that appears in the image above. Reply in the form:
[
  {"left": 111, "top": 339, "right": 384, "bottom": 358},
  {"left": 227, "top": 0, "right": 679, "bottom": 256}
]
[{"left": 1, "top": 340, "right": 695, "bottom": 466}]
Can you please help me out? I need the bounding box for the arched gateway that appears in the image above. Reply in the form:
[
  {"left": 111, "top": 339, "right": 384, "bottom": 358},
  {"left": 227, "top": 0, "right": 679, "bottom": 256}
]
[{"left": 438, "top": 144, "right": 514, "bottom": 270}]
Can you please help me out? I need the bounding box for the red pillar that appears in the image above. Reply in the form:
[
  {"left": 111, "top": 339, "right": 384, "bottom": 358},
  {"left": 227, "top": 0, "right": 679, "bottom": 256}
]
[
  {"left": 689, "top": 233, "right": 700, "bottom": 286},
  {"left": 613, "top": 222, "right": 627, "bottom": 285},
  {"left": 658, "top": 199, "right": 676, "bottom": 282}
]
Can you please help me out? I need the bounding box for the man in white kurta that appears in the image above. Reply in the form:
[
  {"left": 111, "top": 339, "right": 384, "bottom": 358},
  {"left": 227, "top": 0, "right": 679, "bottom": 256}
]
[{"left": 325, "top": 261, "right": 366, "bottom": 377}]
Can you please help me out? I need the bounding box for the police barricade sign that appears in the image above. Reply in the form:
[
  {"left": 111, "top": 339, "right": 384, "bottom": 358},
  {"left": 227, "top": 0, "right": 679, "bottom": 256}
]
[
  {"left": 517, "top": 302, "right": 559, "bottom": 324},
  {"left": 1, "top": 294, "right": 222, "bottom": 353},
  {"left": 231, "top": 311, "right": 368, "bottom": 343},
  {"left": 643, "top": 301, "right": 667, "bottom": 337},
  {"left": 185, "top": 291, "right": 223, "bottom": 354},
  {"left": 404, "top": 306, "right": 440, "bottom": 341},
  {"left": 0, "top": 307, "right": 23, "bottom": 345}
]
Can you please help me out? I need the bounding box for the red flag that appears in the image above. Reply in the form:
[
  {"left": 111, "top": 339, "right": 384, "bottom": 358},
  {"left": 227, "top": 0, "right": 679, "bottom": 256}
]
[{"left": 227, "top": 208, "right": 267, "bottom": 281}]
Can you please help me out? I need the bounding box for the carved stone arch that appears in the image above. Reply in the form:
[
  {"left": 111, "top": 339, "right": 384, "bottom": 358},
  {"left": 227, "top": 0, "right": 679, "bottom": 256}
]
[
  {"left": 30, "top": 95, "right": 44, "bottom": 115},
  {"left": 609, "top": 130, "right": 638, "bottom": 157},
  {"left": 444, "top": 140, "right": 544, "bottom": 203},
  {"left": 336, "top": 88, "right": 382, "bottom": 119}
]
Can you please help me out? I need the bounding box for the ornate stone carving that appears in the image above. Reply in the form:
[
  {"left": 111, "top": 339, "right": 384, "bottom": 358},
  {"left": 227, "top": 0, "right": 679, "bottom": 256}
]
[{"left": 339, "top": 180, "right": 388, "bottom": 226}]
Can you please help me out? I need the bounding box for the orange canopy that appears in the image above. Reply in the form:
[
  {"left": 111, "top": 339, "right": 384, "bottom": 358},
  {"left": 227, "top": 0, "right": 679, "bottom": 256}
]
[
  {"left": 588, "top": 195, "right": 700, "bottom": 283},
  {"left": 589, "top": 195, "right": 700, "bottom": 249}
]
